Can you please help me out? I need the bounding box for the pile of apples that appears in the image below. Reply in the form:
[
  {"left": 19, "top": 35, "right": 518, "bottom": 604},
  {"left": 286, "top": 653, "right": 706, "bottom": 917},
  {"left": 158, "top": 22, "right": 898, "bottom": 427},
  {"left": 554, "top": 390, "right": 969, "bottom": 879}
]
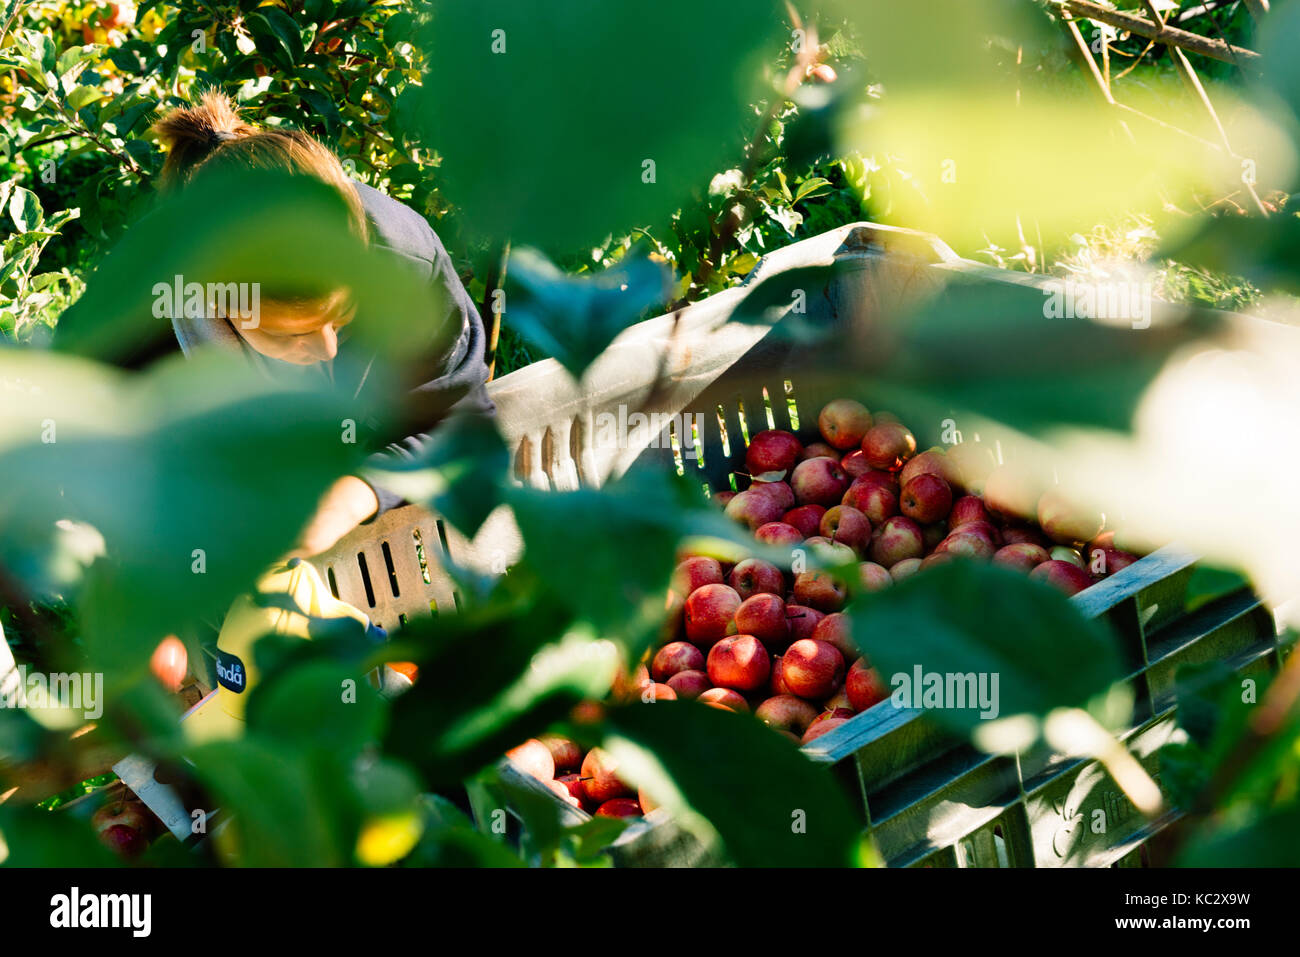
[{"left": 507, "top": 399, "right": 1140, "bottom": 818}]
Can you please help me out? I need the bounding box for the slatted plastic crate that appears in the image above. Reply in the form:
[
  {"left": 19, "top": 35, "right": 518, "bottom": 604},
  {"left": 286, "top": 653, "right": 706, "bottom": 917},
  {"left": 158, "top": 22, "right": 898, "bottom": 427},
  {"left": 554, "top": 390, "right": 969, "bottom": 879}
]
[{"left": 308, "top": 221, "right": 1284, "bottom": 867}]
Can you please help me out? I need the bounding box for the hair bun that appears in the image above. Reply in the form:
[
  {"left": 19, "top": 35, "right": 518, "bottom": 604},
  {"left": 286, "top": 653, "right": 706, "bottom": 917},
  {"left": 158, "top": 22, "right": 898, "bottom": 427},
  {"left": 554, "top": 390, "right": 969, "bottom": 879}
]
[{"left": 152, "top": 89, "right": 255, "bottom": 185}]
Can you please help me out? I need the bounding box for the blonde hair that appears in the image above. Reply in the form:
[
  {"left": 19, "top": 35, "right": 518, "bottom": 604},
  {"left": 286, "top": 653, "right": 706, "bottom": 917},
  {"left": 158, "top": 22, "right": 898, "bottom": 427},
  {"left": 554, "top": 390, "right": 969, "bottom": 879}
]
[{"left": 151, "top": 89, "right": 368, "bottom": 243}]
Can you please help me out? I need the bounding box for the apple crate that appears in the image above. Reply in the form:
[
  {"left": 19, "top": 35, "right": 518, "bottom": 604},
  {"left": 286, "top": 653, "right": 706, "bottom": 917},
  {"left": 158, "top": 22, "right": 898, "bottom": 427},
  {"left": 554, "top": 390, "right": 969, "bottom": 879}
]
[{"left": 308, "top": 222, "right": 1285, "bottom": 867}]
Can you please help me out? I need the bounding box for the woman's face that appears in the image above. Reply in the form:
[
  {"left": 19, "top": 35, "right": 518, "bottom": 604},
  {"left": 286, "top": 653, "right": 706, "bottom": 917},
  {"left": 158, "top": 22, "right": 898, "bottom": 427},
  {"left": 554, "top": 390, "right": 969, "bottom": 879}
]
[{"left": 232, "top": 295, "right": 355, "bottom": 365}]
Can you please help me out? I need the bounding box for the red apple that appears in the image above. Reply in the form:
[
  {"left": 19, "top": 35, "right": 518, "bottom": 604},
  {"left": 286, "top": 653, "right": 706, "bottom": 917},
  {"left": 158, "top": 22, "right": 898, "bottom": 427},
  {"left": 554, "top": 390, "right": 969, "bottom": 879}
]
[
  {"left": 749, "top": 479, "right": 795, "bottom": 511},
  {"left": 671, "top": 556, "right": 724, "bottom": 596},
  {"left": 840, "top": 449, "right": 874, "bottom": 478},
  {"left": 802, "top": 441, "right": 839, "bottom": 461},
  {"left": 581, "top": 748, "right": 633, "bottom": 803},
  {"left": 811, "top": 612, "right": 858, "bottom": 664},
  {"left": 769, "top": 656, "right": 791, "bottom": 694},
  {"left": 858, "top": 561, "right": 892, "bottom": 591},
  {"left": 935, "top": 529, "right": 996, "bottom": 560},
  {"left": 745, "top": 429, "right": 804, "bottom": 480},
  {"left": 784, "top": 604, "right": 826, "bottom": 643},
  {"left": 949, "top": 495, "right": 991, "bottom": 529},
  {"left": 547, "top": 779, "right": 583, "bottom": 808},
  {"left": 899, "top": 447, "right": 954, "bottom": 488},
  {"left": 642, "top": 682, "right": 677, "bottom": 702},
  {"left": 869, "top": 515, "right": 924, "bottom": 567},
  {"left": 818, "top": 399, "right": 874, "bottom": 450},
  {"left": 801, "top": 716, "right": 851, "bottom": 744},
  {"left": 819, "top": 505, "right": 872, "bottom": 554},
  {"left": 713, "top": 490, "right": 736, "bottom": 509},
  {"left": 790, "top": 456, "right": 850, "bottom": 507},
  {"left": 846, "top": 657, "right": 889, "bottom": 711},
  {"left": 755, "top": 521, "right": 804, "bottom": 547},
  {"left": 899, "top": 473, "right": 952, "bottom": 524},
  {"left": 809, "top": 706, "right": 856, "bottom": 727},
  {"left": 843, "top": 477, "right": 898, "bottom": 526},
  {"left": 959, "top": 520, "right": 1001, "bottom": 547},
  {"left": 782, "top": 504, "right": 826, "bottom": 538},
  {"left": 539, "top": 735, "right": 583, "bottom": 772},
  {"left": 755, "top": 694, "right": 820, "bottom": 735},
  {"left": 596, "top": 798, "right": 644, "bottom": 818},
  {"left": 1001, "top": 524, "right": 1051, "bottom": 548},
  {"left": 735, "top": 593, "right": 790, "bottom": 650},
  {"left": 728, "top": 558, "right": 784, "bottom": 600},
  {"left": 651, "top": 641, "right": 706, "bottom": 682},
  {"left": 725, "top": 489, "right": 786, "bottom": 531},
  {"left": 707, "top": 635, "right": 771, "bottom": 692},
  {"left": 890, "top": 557, "right": 922, "bottom": 581},
  {"left": 150, "top": 635, "right": 187, "bottom": 692},
  {"left": 781, "top": 638, "right": 846, "bottom": 699},
  {"left": 1030, "top": 559, "right": 1094, "bottom": 596},
  {"left": 861, "top": 422, "right": 917, "bottom": 472},
  {"left": 920, "top": 552, "right": 954, "bottom": 570},
  {"left": 92, "top": 798, "right": 151, "bottom": 838},
  {"left": 507, "top": 739, "right": 556, "bottom": 783},
  {"left": 792, "top": 570, "right": 847, "bottom": 612},
  {"left": 99, "top": 824, "right": 148, "bottom": 859},
  {"left": 684, "top": 583, "right": 742, "bottom": 648},
  {"left": 993, "top": 543, "right": 1050, "bottom": 572},
  {"left": 556, "top": 774, "right": 588, "bottom": 808},
  {"left": 1088, "top": 546, "right": 1138, "bottom": 579},
  {"left": 699, "top": 687, "right": 749, "bottom": 712},
  {"left": 666, "top": 669, "right": 711, "bottom": 699},
  {"left": 1037, "top": 488, "right": 1104, "bottom": 545}
]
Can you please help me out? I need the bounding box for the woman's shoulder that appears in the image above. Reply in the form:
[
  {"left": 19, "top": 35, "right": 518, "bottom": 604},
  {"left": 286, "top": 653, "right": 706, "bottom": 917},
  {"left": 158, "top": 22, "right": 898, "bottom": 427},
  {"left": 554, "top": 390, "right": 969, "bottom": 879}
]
[{"left": 352, "top": 181, "right": 450, "bottom": 273}]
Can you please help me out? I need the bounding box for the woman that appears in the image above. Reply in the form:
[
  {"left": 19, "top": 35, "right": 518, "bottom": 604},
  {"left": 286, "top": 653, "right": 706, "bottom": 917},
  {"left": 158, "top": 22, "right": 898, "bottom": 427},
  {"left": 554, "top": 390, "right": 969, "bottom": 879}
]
[{"left": 152, "top": 91, "right": 494, "bottom": 556}]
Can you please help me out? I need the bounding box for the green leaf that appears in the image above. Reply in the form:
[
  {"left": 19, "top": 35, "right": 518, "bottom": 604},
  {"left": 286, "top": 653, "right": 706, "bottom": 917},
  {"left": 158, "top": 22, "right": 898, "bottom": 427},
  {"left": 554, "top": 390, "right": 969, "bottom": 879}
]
[
  {"left": 0, "top": 348, "right": 366, "bottom": 675},
  {"left": 8, "top": 186, "right": 42, "bottom": 233},
  {"left": 67, "top": 85, "right": 104, "bottom": 112},
  {"left": 792, "top": 176, "right": 833, "bottom": 205},
  {"left": 869, "top": 274, "right": 1220, "bottom": 434},
  {"left": 605, "top": 700, "right": 862, "bottom": 866},
  {"left": 0, "top": 805, "right": 118, "bottom": 868},
  {"left": 846, "top": 560, "right": 1126, "bottom": 735},
  {"left": 729, "top": 262, "right": 843, "bottom": 343},
  {"left": 245, "top": 659, "right": 387, "bottom": 754},
  {"left": 185, "top": 739, "right": 359, "bottom": 866},
  {"left": 507, "top": 469, "right": 688, "bottom": 656},
  {"left": 412, "top": 2, "right": 785, "bottom": 250},
  {"left": 363, "top": 412, "right": 509, "bottom": 538},
  {"left": 1165, "top": 214, "right": 1300, "bottom": 297},
  {"left": 304, "top": 0, "right": 335, "bottom": 24},
  {"left": 244, "top": 9, "right": 305, "bottom": 68},
  {"left": 503, "top": 247, "right": 670, "bottom": 378},
  {"left": 1177, "top": 802, "right": 1300, "bottom": 867},
  {"left": 382, "top": 574, "right": 587, "bottom": 788},
  {"left": 404, "top": 794, "right": 527, "bottom": 867}
]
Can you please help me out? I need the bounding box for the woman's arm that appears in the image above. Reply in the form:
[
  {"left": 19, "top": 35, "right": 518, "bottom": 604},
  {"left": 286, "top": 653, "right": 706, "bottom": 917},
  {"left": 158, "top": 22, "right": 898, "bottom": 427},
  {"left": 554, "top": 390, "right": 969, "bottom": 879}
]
[{"left": 288, "top": 475, "right": 381, "bottom": 558}]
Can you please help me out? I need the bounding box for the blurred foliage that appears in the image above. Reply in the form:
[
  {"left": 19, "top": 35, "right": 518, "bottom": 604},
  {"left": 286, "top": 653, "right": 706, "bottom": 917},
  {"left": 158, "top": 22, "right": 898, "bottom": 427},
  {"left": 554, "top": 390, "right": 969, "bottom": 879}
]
[{"left": 1, "top": 0, "right": 1299, "bottom": 871}]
